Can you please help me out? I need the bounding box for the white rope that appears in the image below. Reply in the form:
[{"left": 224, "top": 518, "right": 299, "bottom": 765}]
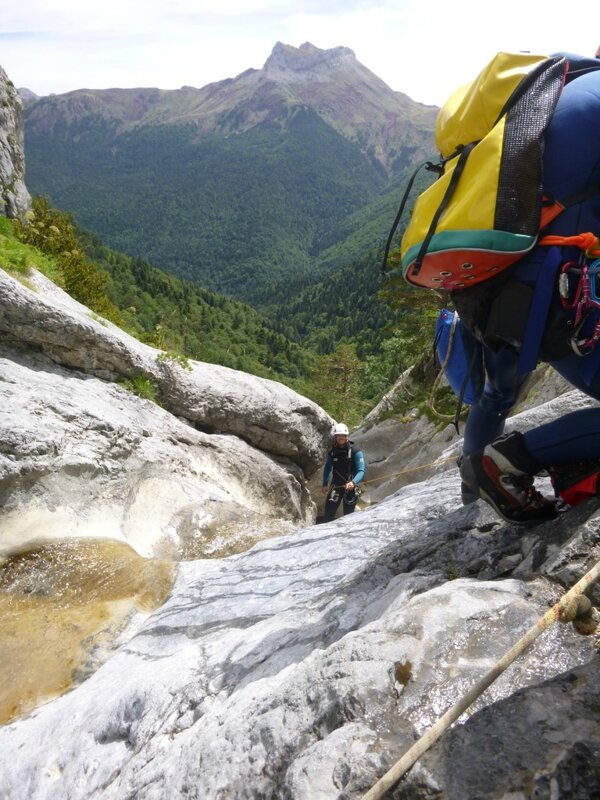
[{"left": 362, "top": 557, "right": 600, "bottom": 800}]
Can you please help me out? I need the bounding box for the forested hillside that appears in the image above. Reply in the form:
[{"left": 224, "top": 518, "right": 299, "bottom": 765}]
[
  {"left": 22, "top": 42, "right": 437, "bottom": 306},
  {"left": 3, "top": 199, "right": 313, "bottom": 384},
  {"left": 25, "top": 110, "right": 388, "bottom": 305},
  {"left": 4, "top": 194, "right": 446, "bottom": 426}
]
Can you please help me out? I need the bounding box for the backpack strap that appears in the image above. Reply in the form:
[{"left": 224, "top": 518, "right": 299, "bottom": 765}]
[
  {"left": 518, "top": 246, "right": 564, "bottom": 374},
  {"left": 411, "top": 143, "right": 476, "bottom": 278},
  {"left": 381, "top": 160, "right": 439, "bottom": 274}
]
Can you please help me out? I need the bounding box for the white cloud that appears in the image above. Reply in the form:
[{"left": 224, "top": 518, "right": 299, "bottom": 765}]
[{"left": 1, "top": 0, "right": 599, "bottom": 103}]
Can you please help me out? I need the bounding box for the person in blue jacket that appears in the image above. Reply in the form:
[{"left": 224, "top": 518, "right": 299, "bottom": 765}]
[
  {"left": 322, "top": 423, "right": 365, "bottom": 521},
  {"left": 458, "top": 51, "right": 600, "bottom": 524}
]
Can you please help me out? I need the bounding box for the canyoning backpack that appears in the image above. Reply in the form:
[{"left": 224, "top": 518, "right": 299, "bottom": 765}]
[
  {"left": 383, "top": 51, "right": 569, "bottom": 289},
  {"left": 382, "top": 51, "right": 600, "bottom": 290},
  {"left": 383, "top": 50, "right": 600, "bottom": 401}
]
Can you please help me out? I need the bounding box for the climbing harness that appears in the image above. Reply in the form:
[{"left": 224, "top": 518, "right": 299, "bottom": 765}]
[
  {"left": 344, "top": 485, "right": 362, "bottom": 505},
  {"left": 329, "top": 483, "right": 363, "bottom": 506},
  {"left": 361, "top": 558, "right": 600, "bottom": 800}
]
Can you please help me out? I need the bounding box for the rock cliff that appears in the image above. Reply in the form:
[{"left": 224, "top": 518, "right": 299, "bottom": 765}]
[
  {"left": 0, "top": 65, "right": 31, "bottom": 218},
  {"left": 0, "top": 267, "right": 334, "bottom": 559}
]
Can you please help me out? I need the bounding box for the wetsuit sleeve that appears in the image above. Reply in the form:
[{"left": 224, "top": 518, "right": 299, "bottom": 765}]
[
  {"left": 323, "top": 454, "right": 333, "bottom": 486},
  {"left": 352, "top": 450, "right": 365, "bottom": 484}
]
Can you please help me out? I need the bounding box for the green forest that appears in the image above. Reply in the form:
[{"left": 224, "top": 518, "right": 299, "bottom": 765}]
[
  {"left": 25, "top": 109, "right": 390, "bottom": 306},
  {"left": 2, "top": 196, "right": 444, "bottom": 427}
]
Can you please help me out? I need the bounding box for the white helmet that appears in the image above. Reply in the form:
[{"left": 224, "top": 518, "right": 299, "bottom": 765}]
[{"left": 333, "top": 423, "right": 349, "bottom": 436}]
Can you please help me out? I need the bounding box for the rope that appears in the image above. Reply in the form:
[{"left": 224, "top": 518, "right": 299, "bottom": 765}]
[
  {"left": 428, "top": 310, "right": 474, "bottom": 428},
  {"left": 362, "top": 557, "right": 600, "bottom": 800},
  {"left": 326, "top": 452, "right": 459, "bottom": 492},
  {"left": 540, "top": 231, "right": 600, "bottom": 256},
  {"left": 428, "top": 311, "right": 458, "bottom": 421},
  {"left": 359, "top": 455, "right": 457, "bottom": 486}
]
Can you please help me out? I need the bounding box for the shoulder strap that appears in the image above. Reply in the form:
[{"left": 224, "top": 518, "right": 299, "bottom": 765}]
[
  {"left": 518, "top": 246, "right": 564, "bottom": 374},
  {"left": 381, "top": 160, "right": 440, "bottom": 274},
  {"left": 410, "top": 143, "right": 476, "bottom": 279},
  {"left": 559, "top": 182, "right": 600, "bottom": 213},
  {"left": 564, "top": 57, "right": 600, "bottom": 83}
]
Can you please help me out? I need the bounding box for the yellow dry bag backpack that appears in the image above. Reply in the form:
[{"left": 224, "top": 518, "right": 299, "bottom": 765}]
[{"left": 383, "top": 52, "right": 568, "bottom": 290}]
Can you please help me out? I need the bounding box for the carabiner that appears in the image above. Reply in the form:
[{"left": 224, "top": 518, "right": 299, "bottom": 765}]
[
  {"left": 588, "top": 259, "right": 600, "bottom": 305},
  {"left": 559, "top": 260, "right": 584, "bottom": 310}
]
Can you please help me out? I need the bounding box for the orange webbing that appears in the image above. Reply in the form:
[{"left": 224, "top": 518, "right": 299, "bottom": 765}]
[{"left": 539, "top": 231, "right": 600, "bottom": 256}]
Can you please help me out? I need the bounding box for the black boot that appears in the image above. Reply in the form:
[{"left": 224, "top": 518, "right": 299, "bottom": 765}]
[{"left": 461, "top": 432, "right": 557, "bottom": 525}]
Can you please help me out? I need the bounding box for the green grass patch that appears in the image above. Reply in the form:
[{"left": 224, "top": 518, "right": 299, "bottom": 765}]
[
  {"left": 156, "top": 350, "right": 192, "bottom": 371},
  {"left": 118, "top": 375, "right": 160, "bottom": 404},
  {"left": 0, "top": 217, "right": 61, "bottom": 282}
]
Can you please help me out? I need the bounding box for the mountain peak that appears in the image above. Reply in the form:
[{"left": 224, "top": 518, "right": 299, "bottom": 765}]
[
  {"left": 17, "top": 87, "right": 39, "bottom": 103},
  {"left": 263, "top": 42, "right": 357, "bottom": 80}
]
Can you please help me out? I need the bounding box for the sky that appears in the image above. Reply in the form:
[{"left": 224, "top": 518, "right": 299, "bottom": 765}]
[{"left": 1, "top": 1, "right": 599, "bottom": 106}]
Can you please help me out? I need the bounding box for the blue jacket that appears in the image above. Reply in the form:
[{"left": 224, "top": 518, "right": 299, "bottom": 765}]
[{"left": 323, "top": 443, "right": 365, "bottom": 487}]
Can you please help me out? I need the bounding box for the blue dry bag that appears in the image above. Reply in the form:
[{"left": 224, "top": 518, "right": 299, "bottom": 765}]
[{"left": 434, "top": 309, "right": 484, "bottom": 405}]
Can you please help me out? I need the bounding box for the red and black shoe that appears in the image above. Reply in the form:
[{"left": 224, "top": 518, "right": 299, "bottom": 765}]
[{"left": 460, "top": 432, "right": 558, "bottom": 525}]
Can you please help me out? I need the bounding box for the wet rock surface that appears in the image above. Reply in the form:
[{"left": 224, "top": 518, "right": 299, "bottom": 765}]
[{"left": 0, "top": 463, "right": 598, "bottom": 798}]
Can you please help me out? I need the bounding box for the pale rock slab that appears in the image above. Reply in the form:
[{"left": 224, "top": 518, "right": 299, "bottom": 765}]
[
  {"left": 0, "top": 458, "right": 598, "bottom": 799},
  {"left": 0, "top": 268, "right": 333, "bottom": 475},
  {"left": 0, "top": 350, "right": 315, "bottom": 559}
]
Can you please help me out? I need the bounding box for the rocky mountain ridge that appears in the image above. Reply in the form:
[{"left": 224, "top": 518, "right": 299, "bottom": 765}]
[
  {"left": 21, "top": 42, "right": 438, "bottom": 303},
  {"left": 24, "top": 41, "right": 437, "bottom": 174}
]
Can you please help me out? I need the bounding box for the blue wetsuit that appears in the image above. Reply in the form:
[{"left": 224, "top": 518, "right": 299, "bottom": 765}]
[{"left": 463, "top": 56, "right": 600, "bottom": 468}]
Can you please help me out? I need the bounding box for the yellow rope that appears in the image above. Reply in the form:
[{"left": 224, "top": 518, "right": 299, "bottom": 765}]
[
  {"left": 360, "top": 455, "right": 457, "bottom": 486},
  {"left": 362, "top": 557, "right": 600, "bottom": 800}
]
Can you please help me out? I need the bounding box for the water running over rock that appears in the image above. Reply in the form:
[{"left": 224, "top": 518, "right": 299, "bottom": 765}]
[{"left": 0, "top": 538, "right": 174, "bottom": 724}]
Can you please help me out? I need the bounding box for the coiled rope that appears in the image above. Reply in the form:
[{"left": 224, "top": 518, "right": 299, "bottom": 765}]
[
  {"left": 362, "top": 557, "right": 600, "bottom": 800},
  {"left": 428, "top": 310, "right": 461, "bottom": 422}
]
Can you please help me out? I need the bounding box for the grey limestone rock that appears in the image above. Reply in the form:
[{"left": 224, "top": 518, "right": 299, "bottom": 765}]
[
  {"left": 0, "top": 265, "right": 334, "bottom": 559},
  {"left": 0, "top": 65, "right": 31, "bottom": 218}
]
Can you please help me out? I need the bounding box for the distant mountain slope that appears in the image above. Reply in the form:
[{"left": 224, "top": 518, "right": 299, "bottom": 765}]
[
  {"left": 23, "top": 42, "right": 437, "bottom": 304},
  {"left": 25, "top": 42, "right": 436, "bottom": 172}
]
